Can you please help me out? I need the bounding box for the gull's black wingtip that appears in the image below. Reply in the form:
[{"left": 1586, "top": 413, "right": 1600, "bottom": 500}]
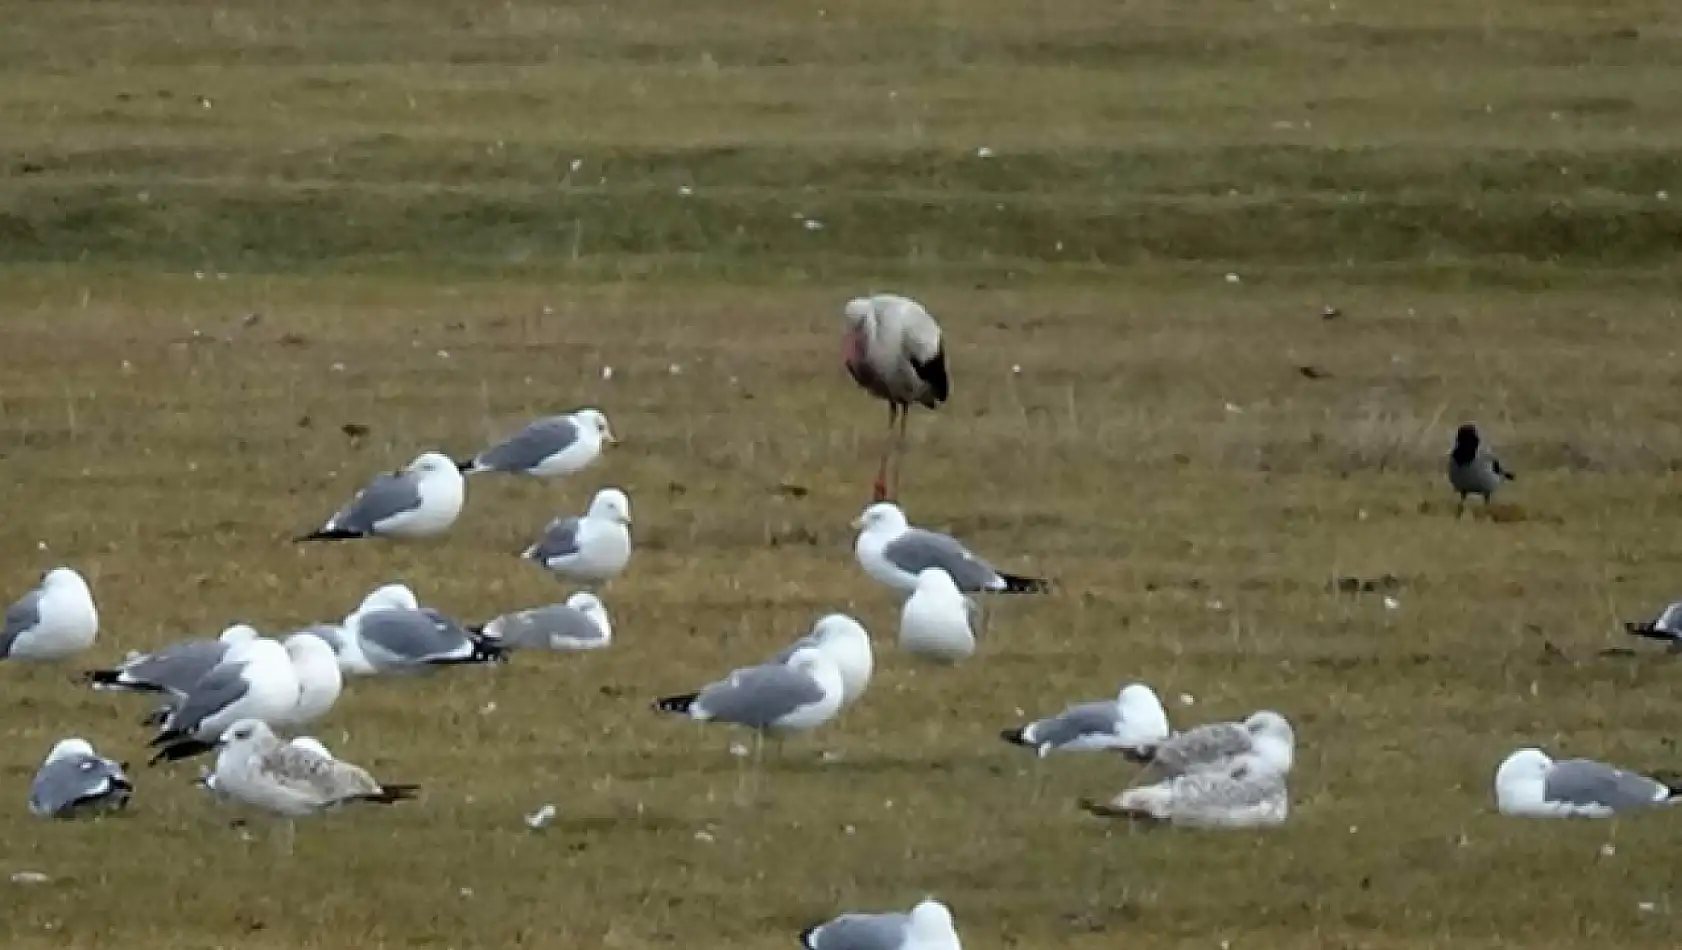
[
  {"left": 654, "top": 693, "right": 699, "bottom": 716},
  {"left": 294, "top": 527, "right": 367, "bottom": 543},
  {"left": 799, "top": 925, "right": 823, "bottom": 950},
  {"left": 147, "top": 738, "right": 215, "bottom": 767},
  {"left": 364, "top": 783, "right": 421, "bottom": 804},
  {"left": 999, "top": 572, "right": 1051, "bottom": 594},
  {"left": 1625, "top": 621, "right": 1675, "bottom": 642},
  {"left": 456, "top": 457, "right": 480, "bottom": 474},
  {"left": 999, "top": 726, "right": 1030, "bottom": 747}
]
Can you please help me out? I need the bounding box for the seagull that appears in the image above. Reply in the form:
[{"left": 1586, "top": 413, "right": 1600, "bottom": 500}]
[
  {"left": 337, "top": 601, "right": 504, "bottom": 676},
  {"left": 1081, "top": 752, "right": 1290, "bottom": 829},
  {"left": 275, "top": 632, "right": 343, "bottom": 727},
  {"left": 198, "top": 734, "right": 334, "bottom": 799},
  {"left": 1447, "top": 423, "right": 1514, "bottom": 517},
  {"left": 1, "top": 566, "right": 99, "bottom": 662},
  {"left": 899, "top": 568, "right": 982, "bottom": 663},
  {"left": 1000, "top": 683, "right": 1171, "bottom": 758},
  {"left": 28, "top": 738, "right": 133, "bottom": 819},
  {"left": 457, "top": 408, "right": 617, "bottom": 477},
  {"left": 84, "top": 623, "right": 260, "bottom": 698},
  {"left": 801, "top": 897, "right": 964, "bottom": 950},
  {"left": 768, "top": 613, "right": 873, "bottom": 708},
  {"left": 1132, "top": 710, "right": 1295, "bottom": 781},
  {"left": 841, "top": 294, "right": 950, "bottom": 502},
  {"left": 209, "top": 719, "right": 419, "bottom": 853},
  {"left": 853, "top": 502, "right": 1048, "bottom": 596},
  {"left": 1494, "top": 748, "right": 1680, "bottom": 818},
  {"left": 654, "top": 647, "right": 844, "bottom": 801},
  {"left": 471, "top": 592, "right": 613, "bottom": 652},
  {"left": 147, "top": 636, "right": 302, "bottom": 765},
  {"left": 1624, "top": 601, "right": 1682, "bottom": 652},
  {"left": 521, "top": 488, "right": 633, "bottom": 585},
  {"left": 296, "top": 450, "right": 464, "bottom": 541}
]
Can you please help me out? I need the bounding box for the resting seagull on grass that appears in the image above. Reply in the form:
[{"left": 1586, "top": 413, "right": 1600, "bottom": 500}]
[
  {"left": 1001, "top": 683, "right": 1170, "bottom": 758},
  {"left": 0, "top": 567, "right": 99, "bottom": 662},
  {"left": 472, "top": 592, "right": 613, "bottom": 652},
  {"left": 801, "top": 897, "right": 964, "bottom": 950},
  {"left": 28, "top": 738, "right": 133, "bottom": 819},
  {"left": 147, "top": 636, "right": 303, "bottom": 765},
  {"left": 1131, "top": 710, "right": 1296, "bottom": 781},
  {"left": 296, "top": 451, "right": 464, "bottom": 541},
  {"left": 853, "top": 502, "right": 1048, "bottom": 597},
  {"left": 457, "top": 408, "right": 617, "bottom": 477},
  {"left": 335, "top": 593, "right": 504, "bottom": 676},
  {"left": 840, "top": 294, "right": 951, "bottom": 503},
  {"left": 85, "top": 623, "right": 260, "bottom": 701},
  {"left": 1081, "top": 752, "right": 1290, "bottom": 829},
  {"left": 1494, "top": 748, "right": 1680, "bottom": 818},
  {"left": 522, "top": 488, "right": 633, "bottom": 585}
]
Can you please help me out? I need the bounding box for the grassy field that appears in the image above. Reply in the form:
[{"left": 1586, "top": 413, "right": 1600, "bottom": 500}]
[{"left": 4, "top": 0, "right": 1682, "bottom": 948}]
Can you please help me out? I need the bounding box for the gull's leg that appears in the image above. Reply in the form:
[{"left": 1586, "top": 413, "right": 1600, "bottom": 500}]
[{"left": 872, "top": 403, "right": 898, "bottom": 503}]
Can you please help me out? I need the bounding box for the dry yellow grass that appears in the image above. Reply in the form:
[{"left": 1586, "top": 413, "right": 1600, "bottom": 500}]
[{"left": 3, "top": 1, "right": 1682, "bottom": 948}]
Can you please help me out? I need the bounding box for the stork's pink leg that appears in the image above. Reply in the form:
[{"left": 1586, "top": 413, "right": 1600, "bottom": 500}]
[
  {"left": 872, "top": 404, "right": 897, "bottom": 502},
  {"left": 889, "top": 406, "right": 912, "bottom": 500}
]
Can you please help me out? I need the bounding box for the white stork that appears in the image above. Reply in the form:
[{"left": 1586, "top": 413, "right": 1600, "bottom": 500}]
[{"left": 840, "top": 294, "right": 949, "bottom": 502}]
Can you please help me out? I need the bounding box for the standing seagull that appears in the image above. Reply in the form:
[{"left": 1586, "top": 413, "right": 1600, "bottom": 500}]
[
  {"left": 854, "top": 503, "right": 1048, "bottom": 597},
  {"left": 1494, "top": 748, "right": 1680, "bottom": 818},
  {"left": 842, "top": 294, "right": 949, "bottom": 502},
  {"left": 769, "top": 613, "right": 874, "bottom": 708},
  {"left": 899, "top": 568, "right": 983, "bottom": 663},
  {"left": 1, "top": 567, "right": 99, "bottom": 662},
  {"left": 522, "top": 488, "right": 633, "bottom": 586},
  {"left": 296, "top": 451, "right": 464, "bottom": 541},
  {"left": 28, "top": 738, "right": 133, "bottom": 819},
  {"left": 1447, "top": 423, "right": 1514, "bottom": 517},
  {"left": 209, "top": 719, "right": 419, "bottom": 853},
  {"left": 457, "top": 408, "right": 618, "bottom": 477},
  {"left": 653, "top": 647, "right": 844, "bottom": 801}
]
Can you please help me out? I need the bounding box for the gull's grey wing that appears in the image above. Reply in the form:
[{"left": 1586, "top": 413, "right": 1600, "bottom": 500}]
[
  {"left": 1147, "top": 722, "right": 1251, "bottom": 774},
  {"left": 290, "top": 622, "right": 350, "bottom": 653},
  {"left": 881, "top": 528, "right": 1001, "bottom": 591},
  {"left": 259, "top": 743, "right": 381, "bottom": 804},
  {"left": 328, "top": 471, "right": 422, "bottom": 534},
  {"left": 30, "top": 754, "right": 131, "bottom": 817},
  {"left": 769, "top": 630, "right": 822, "bottom": 665},
  {"left": 162, "top": 662, "right": 252, "bottom": 737},
  {"left": 1547, "top": 759, "right": 1669, "bottom": 811},
  {"left": 1030, "top": 702, "right": 1122, "bottom": 748},
  {"left": 486, "top": 605, "right": 604, "bottom": 649},
  {"left": 805, "top": 912, "right": 910, "bottom": 950},
  {"left": 118, "top": 640, "right": 228, "bottom": 694},
  {"left": 526, "top": 517, "right": 582, "bottom": 564},
  {"left": 357, "top": 609, "right": 471, "bottom": 664},
  {"left": 0, "top": 589, "right": 43, "bottom": 657},
  {"left": 1657, "top": 601, "right": 1682, "bottom": 635},
  {"left": 696, "top": 663, "right": 825, "bottom": 729},
  {"left": 473, "top": 417, "right": 580, "bottom": 473}
]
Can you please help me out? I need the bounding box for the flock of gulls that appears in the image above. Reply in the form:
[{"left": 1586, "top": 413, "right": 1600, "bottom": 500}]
[{"left": 7, "top": 292, "right": 1681, "bottom": 949}]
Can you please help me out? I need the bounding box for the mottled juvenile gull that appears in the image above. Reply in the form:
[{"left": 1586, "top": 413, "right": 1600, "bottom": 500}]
[
  {"left": 853, "top": 503, "right": 1047, "bottom": 596},
  {"left": 1495, "top": 748, "right": 1680, "bottom": 818},
  {"left": 457, "top": 408, "right": 617, "bottom": 477},
  {"left": 802, "top": 897, "right": 963, "bottom": 950},
  {"left": 1134, "top": 710, "right": 1295, "bottom": 780},
  {"left": 522, "top": 488, "right": 633, "bottom": 585},
  {"left": 770, "top": 613, "right": 873, "bottom": 708},
  {"left": 297, "top": 451, "right": 464, "bottom": 541},
  {"left": 29, "top": 738, "right": 132, "bottom": 819},
  {"left": 473, "top": 592, "right": 612, "bottom": 652},
  {"left": 1, "top": 567, "right": 99, "bottom": 662},
  {"left": 1082, "top": 753, "right": 1289, "bottom": 829},
  {"left": 209, "top": 719, "right": 418, "bottom": 852}
]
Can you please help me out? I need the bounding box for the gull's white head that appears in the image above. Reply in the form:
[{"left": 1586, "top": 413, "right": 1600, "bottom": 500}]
[
  {"left": 574, "top": 408, "right": 618, "bottom": 445},
  {"left": 358, "top": 583, "right": 420, "bottom": 615},
  {"left": 407, "top": 451, "right": 459, "bottom": 479},
  {"left": 288, "top": 736, "right": 334, "bottom": 759},
  {"left": 811, "top": 613, "right": 870, "bottom": 648},
  {"left": 1495, "top": 747, "right": 1553, "bottom": 812},
  {"left": 852, "top": 502, "right": 908, "bottom": 534},
  {"left": 218, "top": 624, "right": 261, "bottom": 644},
  {"left": 1116, "top": 683, "right": 1170, "bottom": 740},
  {"left": 1244, "top": 710, "right": 1296, "bottom": 773},
  {"left": 283, "top": 631, "right": 339, "bottom": 665},
  {"left": 587, "top": 488, "right": 632, "bottom": 526},
  {"left": 914, "top": 567, "right": 963, "bottom": 599},
  {"left": 566, "top": 592, "right": 611, "bottom": 629},
  {"left": 41, "top": 567, "right": 90, "bottom": 594},
  {"left": 218, "top": 718, "right": 277, "bottom": 749},
  {"left": 906, "top": 899, "right": 958, "bottom": 943},
  {"left": 45, "top": 737, "right": 95, "bottom": 763}
]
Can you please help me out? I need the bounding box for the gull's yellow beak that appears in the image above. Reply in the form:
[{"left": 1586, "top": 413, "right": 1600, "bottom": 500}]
[
  {"left": 603, "top": 429, "right": 620, "bottom": 446},
  {"left": 849, "top": 515, "right": 865, "bottom": 530}
]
